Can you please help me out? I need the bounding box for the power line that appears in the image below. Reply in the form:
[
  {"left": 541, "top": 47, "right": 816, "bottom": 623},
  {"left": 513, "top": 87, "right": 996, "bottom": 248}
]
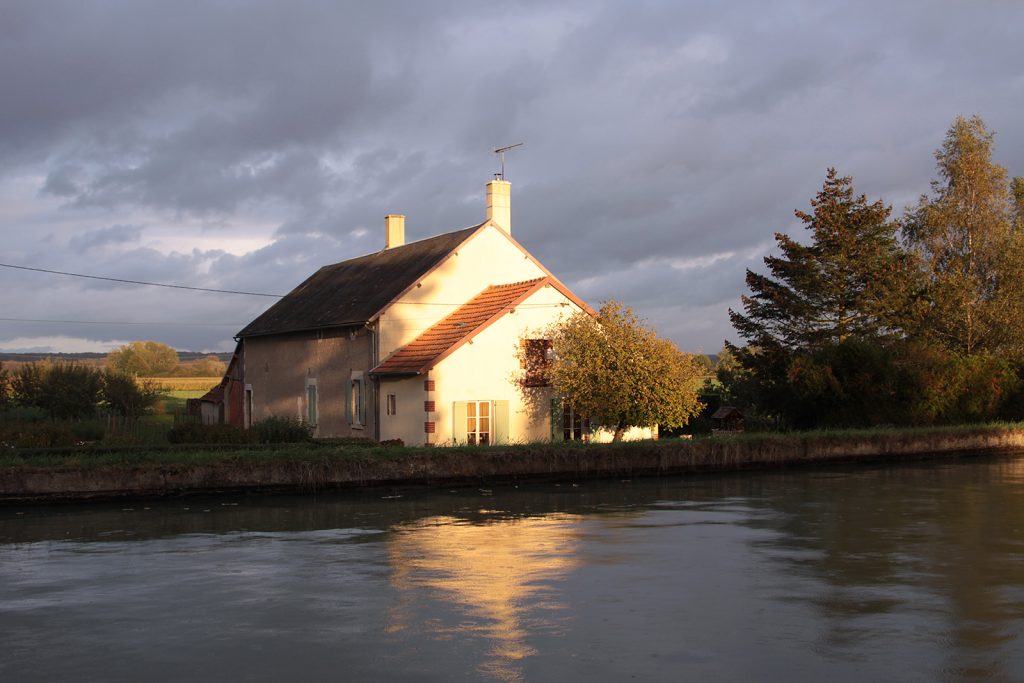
[
  {"left": 0, "top": 318, "right": 244, "bottom": 327},
  {"left": 0, "top": 263, "right": 284, "bottom": 298}
]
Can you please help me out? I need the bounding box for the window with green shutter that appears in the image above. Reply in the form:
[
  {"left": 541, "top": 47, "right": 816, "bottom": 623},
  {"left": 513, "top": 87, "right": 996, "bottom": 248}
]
[
  {"left": 306, "top": 384, "right": 318, "bottom": 425},
  {"left": 493, "top": 400, "right": 509, "bottom": 444}
]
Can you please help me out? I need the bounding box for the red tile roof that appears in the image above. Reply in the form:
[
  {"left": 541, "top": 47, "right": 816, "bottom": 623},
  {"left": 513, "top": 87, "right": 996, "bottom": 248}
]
[{"left": 372, "top": 278, "right": 548, "bottom": 375}]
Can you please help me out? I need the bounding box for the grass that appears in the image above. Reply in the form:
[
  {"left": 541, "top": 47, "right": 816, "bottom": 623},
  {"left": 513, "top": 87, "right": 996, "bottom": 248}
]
[
  {"left": 3, "top": 420, "right": 1023, "bottom": 471},
  {"left": 699, "top": 420, "right": 1024, "bottom": 443}
]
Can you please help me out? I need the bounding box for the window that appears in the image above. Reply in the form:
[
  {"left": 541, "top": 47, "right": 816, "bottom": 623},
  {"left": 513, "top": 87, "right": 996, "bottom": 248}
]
[
  {"left": 306, "top": 383, "right": 318, "bottom": 425},
  {"left": 348, "top": 378, "right": 364, "bottom": 426},
  {"left": 386, "top": 393, "right": 397, "bottom": 416},
  {"left": 244, "top": 386, "right": 253, "bottom": 428},
  {"left": 454, "top": 400, "right": 508, "bottom": 445},
  {"left": 521, "top": 339, "right": 553, "bottom": 387},
  {"left": 467, "top": 400, "right": 490, "bottom": 445},
  {"left": 563, "top": 404, "right": 590, "bottom": 441}
]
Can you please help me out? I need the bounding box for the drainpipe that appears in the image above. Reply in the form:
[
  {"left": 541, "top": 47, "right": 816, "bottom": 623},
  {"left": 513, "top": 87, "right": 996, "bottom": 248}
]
[{"left": 368, "top": 321, "right": 380, "bottom": 441}]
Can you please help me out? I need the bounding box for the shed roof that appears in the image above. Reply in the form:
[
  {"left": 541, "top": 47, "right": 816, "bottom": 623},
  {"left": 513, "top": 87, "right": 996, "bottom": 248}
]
[
  {"left": 711, "top": 406, "right": 744, "bottom": 420},
  {"left": 372, "top": 277, "right": 550, "bottom": 376},
  {"left": 237, "top": 224, "right": 482, "bottom": 338}
]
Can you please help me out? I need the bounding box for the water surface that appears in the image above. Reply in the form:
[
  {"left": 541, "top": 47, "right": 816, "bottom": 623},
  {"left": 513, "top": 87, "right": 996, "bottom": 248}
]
[{"left": 3, "top": 455, "right": 1024, "bottom": 681}]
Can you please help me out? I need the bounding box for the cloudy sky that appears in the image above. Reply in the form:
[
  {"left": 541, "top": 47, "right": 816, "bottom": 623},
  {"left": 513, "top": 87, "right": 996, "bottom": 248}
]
[{"left": 1, "top": 0, "right": 1022, "bottom": 354}]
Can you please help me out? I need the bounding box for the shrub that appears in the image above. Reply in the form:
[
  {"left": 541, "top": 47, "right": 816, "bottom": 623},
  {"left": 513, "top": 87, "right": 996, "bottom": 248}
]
[
  {"left": 70, "top": 420, "right": 105, "bottom": 442},
  {"left": 251, "top": 416, "right": 313, "bottom": 444},
  {"left": 0, "top": 406, "right": 48, "bottom": 423},
  {"left": 0, "top": 421, "right": 76, "bottom": 448},
  {"left": 167, "top": 422, "right": 250, "bottom": 445},
  {"left": 102, "top": 372, "right": 160, "bottom": 418}
]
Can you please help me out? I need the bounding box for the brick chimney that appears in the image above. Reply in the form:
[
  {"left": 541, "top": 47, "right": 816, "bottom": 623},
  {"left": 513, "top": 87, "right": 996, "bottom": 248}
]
[
  {"left": 384, "top": 214, "right": 405, "bottom": 249},
  {"left": 486, "top": 180, "right": 511, "bottom": 234}
]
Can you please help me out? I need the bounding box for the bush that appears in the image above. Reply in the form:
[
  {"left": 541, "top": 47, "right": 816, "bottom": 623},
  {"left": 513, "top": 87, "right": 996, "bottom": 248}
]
[
  {"left": 0, "top": 421, "right": 76, "bottom": 448},
  {"left": 102, "top": 372, "right": 160, "bottom": 418},
  {"left": 0, "top": 406, "right": 48, "bottom": 423},
  {"left": 70, "top": 420, "right": 105, "bottom": 442},
  {"left": 167, "top": 422, "right": 251, "bottom": 445},
  {"left": 252, "top": 416, "right": 313, "bottom": 444}
]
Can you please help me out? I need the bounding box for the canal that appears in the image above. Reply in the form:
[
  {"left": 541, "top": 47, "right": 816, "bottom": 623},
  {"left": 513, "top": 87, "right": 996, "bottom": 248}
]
[{"left": 2, "top": 454, "right": 1023, "bottom": 682}]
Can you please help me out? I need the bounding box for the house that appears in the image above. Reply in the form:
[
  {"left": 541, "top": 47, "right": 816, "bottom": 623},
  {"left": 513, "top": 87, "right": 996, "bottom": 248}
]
[{"left": 217, "top": 180, "right": 654, "bottom": 446}]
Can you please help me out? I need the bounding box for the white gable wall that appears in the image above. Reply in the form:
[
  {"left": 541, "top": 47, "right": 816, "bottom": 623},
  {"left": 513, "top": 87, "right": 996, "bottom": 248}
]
[
  {"left": 429, "top": 283, "right": 580, "bottom": 446},
  {"left": 375, "top": 225, "right": 547, "bottom": 360}
]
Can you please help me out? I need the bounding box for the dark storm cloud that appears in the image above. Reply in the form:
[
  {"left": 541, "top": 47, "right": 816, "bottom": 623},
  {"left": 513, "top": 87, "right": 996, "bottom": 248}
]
[{"left": 1, "top": 0, "right": 1023, "bottom": 352}]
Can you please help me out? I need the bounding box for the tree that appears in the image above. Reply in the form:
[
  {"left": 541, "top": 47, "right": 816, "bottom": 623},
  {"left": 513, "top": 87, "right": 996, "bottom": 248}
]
[
  {"left": 541, "top": 301, "right": 704, "bottom": 441},
  {"left": 730, "top": 168, "right": 907, "bottom": 351},
  {"left": 724, "top": 170, "right": 911, "bottom": 424},
  {"left": 106, "top": 341, "right": 179, "bottom": 376},
  {"left": 903, "top": 115, "right": 1023, "bottom": 356},
  {"left": 101, "top": 372, "right": 160, "bottom": 419}
]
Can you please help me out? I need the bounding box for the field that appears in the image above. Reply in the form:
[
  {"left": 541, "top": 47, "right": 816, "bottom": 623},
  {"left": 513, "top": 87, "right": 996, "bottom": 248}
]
[{"left": 145, "top": 377, "right": 221, "bottom": 392}]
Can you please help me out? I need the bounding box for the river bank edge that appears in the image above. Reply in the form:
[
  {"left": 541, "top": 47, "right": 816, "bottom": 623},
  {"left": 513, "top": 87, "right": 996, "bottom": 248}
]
[{"left": 3, "top": 425, "right": 1024, "bottom": 504}]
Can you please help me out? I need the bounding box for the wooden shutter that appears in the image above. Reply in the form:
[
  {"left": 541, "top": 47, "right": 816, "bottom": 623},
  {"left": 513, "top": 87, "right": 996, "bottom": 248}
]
[
  {"left": 452, "top": 401, "right": 468, "bottom": 444},
  {"left": 493, "top": 400, "right": 509, "bottom": 444},
  {"left": 307, "top": 385, "right": 317, "bottom": 425},
  {"left": 550, "top": 397, "right": 563, "bottom": 442},
  {"left": 345, "top": 379, "right": 352, "bottom": 425},
  {"left": 357, "top": 380, "right": 366, "bottom": 426}
]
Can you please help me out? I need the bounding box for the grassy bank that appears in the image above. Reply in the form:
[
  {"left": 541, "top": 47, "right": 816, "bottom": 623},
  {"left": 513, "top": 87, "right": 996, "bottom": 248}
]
[
  {"left": 3, "top": 421, "right": 1024, "bottom": 503},
  {"left": 3, "top": 420, "right": 1024, "bottom": 470}
]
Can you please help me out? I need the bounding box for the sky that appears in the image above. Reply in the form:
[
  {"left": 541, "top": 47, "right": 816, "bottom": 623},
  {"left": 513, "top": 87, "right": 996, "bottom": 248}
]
[{"left": 1, "top": 0, "right": 1022, "bottom": 354}]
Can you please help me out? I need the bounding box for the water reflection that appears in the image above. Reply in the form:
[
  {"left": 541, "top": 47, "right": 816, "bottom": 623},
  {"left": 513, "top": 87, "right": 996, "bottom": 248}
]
[
  {"left": 743, "top": 462, "right": 1024, "bottom": 682},
  {"left": 3, "top": 456, "right": 1024, "bottom": 682},
  {"left": 386, "top": 512, "right": 581, "bottom": 682}
]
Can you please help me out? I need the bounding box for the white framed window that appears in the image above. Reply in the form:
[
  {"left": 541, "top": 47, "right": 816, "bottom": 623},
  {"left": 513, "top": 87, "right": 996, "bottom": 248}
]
[
  {"left": 386, "top": 393, "right": 397, "bottom": 416},
  {"left": 467, "top": 400, "right": 491, "bottom": 445},
  {"left": 563, "top": 404, "right": 589, "bottom": 441}
]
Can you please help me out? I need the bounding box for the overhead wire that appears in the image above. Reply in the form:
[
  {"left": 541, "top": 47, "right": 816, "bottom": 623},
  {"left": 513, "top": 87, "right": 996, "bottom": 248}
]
[
  {"left": 0, "top": 262, "right": 285, "bottom": 297},
  {"left": 0, "top": 318, "right": 244, "bottom": 327}
]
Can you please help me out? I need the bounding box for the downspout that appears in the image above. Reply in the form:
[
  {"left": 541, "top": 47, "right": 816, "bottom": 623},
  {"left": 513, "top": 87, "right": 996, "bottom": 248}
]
[{"left": 368, "top": 321, "right": 380, "bottom": 441}]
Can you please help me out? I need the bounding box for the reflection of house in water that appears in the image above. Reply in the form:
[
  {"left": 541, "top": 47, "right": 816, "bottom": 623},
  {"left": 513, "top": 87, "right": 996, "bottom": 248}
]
[{"left": 386, "top": 513, "right": 580, "bottom": 682}]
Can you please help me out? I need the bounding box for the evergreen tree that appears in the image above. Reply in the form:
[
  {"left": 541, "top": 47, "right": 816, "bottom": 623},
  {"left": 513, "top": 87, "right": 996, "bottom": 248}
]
[
  {"left": 730, "top": 168, "right": 906, "bottom": 351},
  {"left": 903, "top": 115, "right": 1023, "bottom": 356}
]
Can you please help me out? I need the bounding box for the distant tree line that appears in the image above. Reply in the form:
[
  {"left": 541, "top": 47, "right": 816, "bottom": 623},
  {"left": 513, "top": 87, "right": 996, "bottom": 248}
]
[
  {"left": 722, "top": 115, "right": 1024, "bottom": 429},
  {"left": 105, "top": 341, "right": 226, "bottom": 377}
]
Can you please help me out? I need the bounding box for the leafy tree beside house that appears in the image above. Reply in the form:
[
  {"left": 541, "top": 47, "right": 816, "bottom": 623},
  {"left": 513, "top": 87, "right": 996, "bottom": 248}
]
[{"left": 537, "top": 301, "right": 704, "bottom": 441}]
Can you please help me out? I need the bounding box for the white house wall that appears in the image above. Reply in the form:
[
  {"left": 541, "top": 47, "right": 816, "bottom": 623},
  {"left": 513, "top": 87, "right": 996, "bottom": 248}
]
[
  {"left": 378, "top": 375, "right": 428, "bottom": 445},
  {"left": 430, "top": 283, "right": 579, "bottom": 446},
  {"left": 376, "top": 225, "right": 547, "bottom": 360}
]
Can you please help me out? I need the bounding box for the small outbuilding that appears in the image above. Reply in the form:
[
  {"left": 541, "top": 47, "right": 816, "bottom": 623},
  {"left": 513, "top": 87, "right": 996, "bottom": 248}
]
[{"left": 711, "top": 406, "right": 745, "bottom": 433}]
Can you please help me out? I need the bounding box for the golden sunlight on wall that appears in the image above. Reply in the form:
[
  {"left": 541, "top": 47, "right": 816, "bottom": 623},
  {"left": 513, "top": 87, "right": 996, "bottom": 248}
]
[{"left": 386, "top": 512, "right": 581, "bottom": 682}]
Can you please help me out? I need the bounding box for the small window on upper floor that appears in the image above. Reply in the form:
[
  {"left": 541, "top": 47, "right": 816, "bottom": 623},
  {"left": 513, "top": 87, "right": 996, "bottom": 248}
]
[
  {"left": 521, "top": 339, "right": 553, "bottom": 387},
  {"left": 386, "top": 393, "right": 397, "bottom": 416}
]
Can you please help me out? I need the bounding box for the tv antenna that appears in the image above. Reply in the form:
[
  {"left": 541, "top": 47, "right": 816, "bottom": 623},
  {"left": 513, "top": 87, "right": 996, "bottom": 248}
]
[{"left": 493, "top": 143, "right": 523, "bottom": 180}]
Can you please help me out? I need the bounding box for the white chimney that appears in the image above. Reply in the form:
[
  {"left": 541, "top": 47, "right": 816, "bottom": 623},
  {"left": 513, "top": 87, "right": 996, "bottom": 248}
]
[
  {"left": 486, "top": 180, "right": 511, "bottom": 234},
  {"left": 384, "top": 214, "right": 405, "bottom": 249}
]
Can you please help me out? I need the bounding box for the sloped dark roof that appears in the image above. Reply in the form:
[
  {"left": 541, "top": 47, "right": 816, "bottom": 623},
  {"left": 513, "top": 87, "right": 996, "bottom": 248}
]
[
  {"left": 711, "top": 406, "right": 744, "bottom": 420},
  {"left": 372, "top": 278, "right": 547, "bottom": 376},
  {"left": 238, "top": 225, "right": 482, "bottom": 338}
]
